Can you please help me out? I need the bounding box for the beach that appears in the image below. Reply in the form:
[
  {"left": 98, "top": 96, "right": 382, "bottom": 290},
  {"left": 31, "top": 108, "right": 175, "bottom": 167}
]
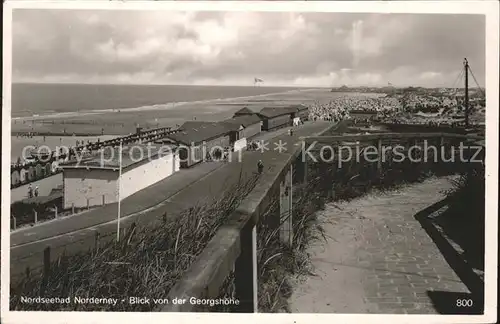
[{"left": 10, "top": 85, "right": 376, "bottom": 163}]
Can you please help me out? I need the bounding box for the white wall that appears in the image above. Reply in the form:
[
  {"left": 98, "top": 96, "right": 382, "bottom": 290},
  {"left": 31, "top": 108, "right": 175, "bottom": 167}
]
[
  {"left": 234, "top": 138, "right": 247, "bottom": 152},
  {"left": 63, "top": 169, "right": 118, "bottom": 209},
  {"left": 63, "top": 151, "right": 179, "bottom": 209},
  {"left": 119, "top": 151, "right": 178, "bottom": 200},
  {"left": 174, "top": 152, "right": 180, "bottom": 172}
]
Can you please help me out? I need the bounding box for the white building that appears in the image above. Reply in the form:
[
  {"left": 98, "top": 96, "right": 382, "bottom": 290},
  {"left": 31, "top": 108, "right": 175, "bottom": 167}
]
[{"left": 60, "top": 144, "right": 179, "bottom": 209}]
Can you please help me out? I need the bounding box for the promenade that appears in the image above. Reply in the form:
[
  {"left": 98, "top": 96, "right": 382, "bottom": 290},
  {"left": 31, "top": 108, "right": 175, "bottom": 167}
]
[
  {"left": 289, "top": 177, "right": 476, "bottom": 314},
  {"left": 11, "top": 121, "right": 334, "bottom": 277}
]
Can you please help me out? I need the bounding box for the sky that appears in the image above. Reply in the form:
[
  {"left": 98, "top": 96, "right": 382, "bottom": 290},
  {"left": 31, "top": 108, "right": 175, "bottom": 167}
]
[{"left": 12, "top": 10, "right": 486, "bottom": 87}]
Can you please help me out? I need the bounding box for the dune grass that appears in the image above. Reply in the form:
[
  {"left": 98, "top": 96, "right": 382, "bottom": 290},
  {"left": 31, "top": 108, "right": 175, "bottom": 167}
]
[{"left": 10, "top": 171, "right": 259, "bottom": 311}]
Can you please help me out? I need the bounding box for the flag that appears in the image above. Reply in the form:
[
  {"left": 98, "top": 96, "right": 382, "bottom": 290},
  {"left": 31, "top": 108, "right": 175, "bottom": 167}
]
[{"left": 254, "top": 77, "right": 263, "bottom": 84}]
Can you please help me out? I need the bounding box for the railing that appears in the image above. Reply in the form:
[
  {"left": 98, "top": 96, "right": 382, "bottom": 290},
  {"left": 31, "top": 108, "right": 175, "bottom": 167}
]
[
  {"left": 379, "top": 122, "right": 485, "bottom": 135},
  {"left": 163, "top": 142, "right": 305, "bottom": 312},
  {"left": 161, "top": 132, "right": 484, "bottom": 312}
]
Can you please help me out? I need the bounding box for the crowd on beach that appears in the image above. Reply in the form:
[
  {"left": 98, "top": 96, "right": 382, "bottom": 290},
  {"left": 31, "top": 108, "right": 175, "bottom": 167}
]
[
  {"left": 306, "top": 94, "right": 482, "bottom": 128},
  {"left": 308, "top": 95, "right": 403, "bottom": 122}
]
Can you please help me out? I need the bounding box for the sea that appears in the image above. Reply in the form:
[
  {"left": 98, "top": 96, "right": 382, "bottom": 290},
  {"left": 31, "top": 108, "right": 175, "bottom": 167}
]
[{"left": 12, "top": 83, "right": 308, "bottom": 118}]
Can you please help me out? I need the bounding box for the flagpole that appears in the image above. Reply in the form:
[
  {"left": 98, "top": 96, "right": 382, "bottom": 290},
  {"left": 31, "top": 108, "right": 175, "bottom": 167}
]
[{"left": 116, "top": 141, "right": 122, "bottom": 242}]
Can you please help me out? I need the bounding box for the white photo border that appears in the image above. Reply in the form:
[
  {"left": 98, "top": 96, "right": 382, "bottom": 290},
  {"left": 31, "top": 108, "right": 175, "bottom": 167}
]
[{"left": 1, "top": 1, "right": 498, "bottom": 324}]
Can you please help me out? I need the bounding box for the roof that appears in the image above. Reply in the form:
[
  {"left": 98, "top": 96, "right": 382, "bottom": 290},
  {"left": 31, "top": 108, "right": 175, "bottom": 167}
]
[
  {"left": 258, "top": 107, "right": 294, "bottom": 118},
  {"left": 233, "top": 107, "right": 255, "bottom": 116},
  {"left": 60, "top": 144, "right": 175, "bottom": 170},
  {"left": 167, "top": 121, "right": 232, "bottom": 145},
  {"left": 221, "top": 114, "right": 262, "bottom": 130}
]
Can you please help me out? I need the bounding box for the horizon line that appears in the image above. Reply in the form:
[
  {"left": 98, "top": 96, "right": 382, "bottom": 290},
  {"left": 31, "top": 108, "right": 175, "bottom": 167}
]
[{"left": 11, "top": 81, "right": 485, "bottom": 90}]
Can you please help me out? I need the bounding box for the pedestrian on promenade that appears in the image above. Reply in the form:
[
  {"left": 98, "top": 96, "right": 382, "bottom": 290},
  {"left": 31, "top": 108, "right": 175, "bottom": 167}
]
[
  {"left": 257, "top": 160, "right": 264, "bottom": 174},
  {"left": 34, "top": 186, "right": 39, "bottom": 197},
  {"left": 28, "top": 184, "right": 33, "bottom": 198}
]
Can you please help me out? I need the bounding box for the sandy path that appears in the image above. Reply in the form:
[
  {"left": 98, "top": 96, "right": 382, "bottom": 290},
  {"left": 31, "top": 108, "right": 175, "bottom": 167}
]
[{"left": 289, "top": 177, "right": 470, "bottom": 314}]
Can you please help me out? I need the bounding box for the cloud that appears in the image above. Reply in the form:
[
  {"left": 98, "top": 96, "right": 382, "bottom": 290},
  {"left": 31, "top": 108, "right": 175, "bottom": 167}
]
[{"left": 12, "top": 10, "right": 485, "bottom": 87}]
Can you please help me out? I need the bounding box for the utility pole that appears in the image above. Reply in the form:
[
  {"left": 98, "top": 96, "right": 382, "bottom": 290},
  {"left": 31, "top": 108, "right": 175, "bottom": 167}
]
[
  {"left": 464, "top": 58, "right": 469, "bottom": 128},
  {"left": 116, "top": 141, "right": 123, "bottom": 242}
]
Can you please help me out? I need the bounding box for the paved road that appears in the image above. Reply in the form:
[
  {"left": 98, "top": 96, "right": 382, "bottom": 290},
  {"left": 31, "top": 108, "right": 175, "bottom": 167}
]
[
  {"left": 289, "top": 177, "right": 472, "bottom": 314},
  {"left": 10, "top": 121, "right": 335, "bottom": 278}
]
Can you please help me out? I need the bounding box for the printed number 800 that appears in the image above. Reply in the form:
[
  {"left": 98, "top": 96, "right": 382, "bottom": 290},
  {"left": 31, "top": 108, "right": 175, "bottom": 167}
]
[{"left": 456, "top": 299, "right": 473, "bottom": 307}]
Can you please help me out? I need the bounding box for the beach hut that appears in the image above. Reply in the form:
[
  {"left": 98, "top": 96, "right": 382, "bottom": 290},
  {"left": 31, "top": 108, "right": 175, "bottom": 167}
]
[
  {"left": 45, "top": 162, "right": 52, "bottom": 176},
  {"left": 20, "top": 168, "right": 28, "bottom": 183},
  {"left": 27, "top": 166, "right": 35, "bottom": 182},
  {"left": 51, "top": 161, "right": 59, "bottom": 173},
  {"left": 35, "top": 163, "right": 44, "bottom": 178},
  {"left": 11, "top": 170, "right": 20, "bottom": 186}
]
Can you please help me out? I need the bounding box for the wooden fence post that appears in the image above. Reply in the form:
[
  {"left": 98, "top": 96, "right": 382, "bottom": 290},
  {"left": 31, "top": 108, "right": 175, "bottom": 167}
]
[
  {"left": 102, "top": 195, "right": 105, "bottom": 206},
  {"left": 43, "top": 246, "right": 51, "bottom": 277},
  {"left": 12, "top": 216, "right": 17, "bottom": 230},
  {"left": 377, "top": 138, "right": 383, "bottom": 175},
  {"left": 279, "top": 165, "right": 294, "bottom": 247},
  {"left": 234, "top": 221, "right": 258, "bottom": 313},
  {"left": 95, "top": 231, "right": 100, "bottom": 252},
  {"left": 87, "top": 198, "right": 90, "bottom": 210},
  {"left": 34, "top": 209, "right": 38, "bottom": 224},
  {"left": 72, "top": 203, "right": 75, "bottom": 214},
  {"left": 288, "top": 164, "right": 293, "bottom": 246},
  {"left": 303, "top": 157, "right": 308, "bottom": 184},
  {"left": 39, "top": 246, "right": 51, "bottom": 295},
  {"left": 54, "top": 205, "right": 58, "bottom": 219}
]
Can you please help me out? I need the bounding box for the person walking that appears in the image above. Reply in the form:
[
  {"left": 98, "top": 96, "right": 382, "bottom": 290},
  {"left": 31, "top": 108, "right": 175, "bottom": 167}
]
[
  {"left": 34, "top": 186, "right": 39, "bottom": 197},
  {"left": 257, "top": 160, "right": 264, "bottom": 174},
  {"left": 28, "top": 184, "right": 33, "bottom": 198}
]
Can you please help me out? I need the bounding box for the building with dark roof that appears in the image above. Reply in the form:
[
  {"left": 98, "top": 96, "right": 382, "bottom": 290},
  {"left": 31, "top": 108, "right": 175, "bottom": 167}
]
[
  {"left": 233, "top": 107, "right": 256, "bottom": 116},
  {"left": 59, "top": 144, "right": 180, "bottom": 208},
  {"left": 257, "top": 107, "right": 293, "bottom": 131},
  {"left": 165, "top": 121, "right": 232, "bottom": 168},
  {"left": 167, "top": 121, "right": 232, "bottom": 146},
  {"left": 220, "top": 114, "right": 262, "bottom": 151},
  {"left": 290, "top": 104, "right": 310, "bottom": 120},
  {"left": 221, "top": 114, "right": 262, "bottom": 137}
]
